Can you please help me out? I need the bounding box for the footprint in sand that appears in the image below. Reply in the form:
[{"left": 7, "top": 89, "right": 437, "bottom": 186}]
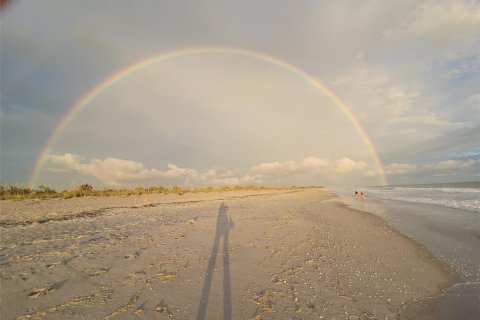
[
  {"left": 152, "top": 299, "right": 172, "bottom": 316},
  {"left": 124, "top": 251, "right": 140, "bottom": 260},
  {"left": 28, "top": 279, "right": 68, "bottom": 298},
  {"left": 46, "top": 262, "right": 61, "bottom": 268},
  {"left": 88, "top": 267, "right": 109, "bottom": 276},
  {"left": 28, "top": 287, "right": 54, "bottom": 298},
  {"left": 62, "top": 255, "right": 77, "bottom": 265}
]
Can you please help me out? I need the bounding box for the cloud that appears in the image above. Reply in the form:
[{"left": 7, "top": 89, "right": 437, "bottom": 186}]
[
  {"left": 382, "top": 159, "right": 478, "bottom": 177},
  {"left": 246, "top": 156, "right": 379, "bottom": 185},
  {"left": 330, "top": 59, "right": 471, "bottom": 165},
  {"left": 47, "top": 154, "right": 361, "bottom": 187},
  {"left": 383, "top": 0, "right": 479, "bottom": 61},
  {"left": 199, "top": 168, "right": 241, "bottom": 186},
  {"left": 301, "top": 157, "right": 330, "bottom": 170},
  {"left": 389, "top": 114, "right": 458, "bottom": 127},
  {"left": 385, "top": 163, "right": 418, "bottom": 175},
  {"left": 46, "top": 153, "right": 200, "bottom": 186},
  {"left": 327, "top": 1, "right": 478, "bottom": 169},
  {"left": 333, "top": 66, "right": 456, "bottom": 128},
  {"left": 386, "top": 1, "right": 480, "bottom": 110},
  {"left": 335, "top": 157, "right": 366, "bottom": 174},
  {"left": 433, "top": 159, "right": 479, "bottom": 170},
  {"left": 249, "top": 157, "right": 330, "bottom": 177},
  {"left": 249, "top": 160, "right": 298, "bottom": 176}
]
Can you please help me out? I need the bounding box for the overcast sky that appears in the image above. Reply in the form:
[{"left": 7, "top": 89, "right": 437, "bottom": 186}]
[{"left": 1, "top": 0, "right": 479, "bottom": 189}]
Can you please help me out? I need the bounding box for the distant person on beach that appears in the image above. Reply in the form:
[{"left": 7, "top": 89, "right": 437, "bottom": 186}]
[{"left": 355, "top": 191, "right": 365, "bottom": 198}]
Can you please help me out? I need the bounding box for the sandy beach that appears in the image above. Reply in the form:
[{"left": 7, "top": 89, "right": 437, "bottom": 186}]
[{"left": 1, "top": 188, "right": 452, "bottom": 319}]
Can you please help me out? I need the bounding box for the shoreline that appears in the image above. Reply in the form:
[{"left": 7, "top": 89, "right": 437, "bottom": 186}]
[
  {"left": 1, "top": 188, "right": 455, "bottom": 319},
  {"left": 332, "top": 190, "right": 480, "bottom": 319},
  {"left": 332, "top": 198, "right": 457, "bottom": 285}
]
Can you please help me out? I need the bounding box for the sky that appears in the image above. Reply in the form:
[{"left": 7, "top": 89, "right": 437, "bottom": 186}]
[{"left": 1, "top": 0, "right": 479, "bottom": 189}]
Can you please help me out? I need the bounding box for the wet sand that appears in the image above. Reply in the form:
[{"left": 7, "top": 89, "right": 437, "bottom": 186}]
[
  {"left": 337, "top": 194, "right": 480, "bottom": 320},
  {"left": 1, "top": 188, "right": 451, "bottom": 319}
]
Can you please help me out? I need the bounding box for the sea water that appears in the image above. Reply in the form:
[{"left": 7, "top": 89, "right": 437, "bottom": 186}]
[{"left": 359, "top": 181, "right": 480, "bottom": 213}]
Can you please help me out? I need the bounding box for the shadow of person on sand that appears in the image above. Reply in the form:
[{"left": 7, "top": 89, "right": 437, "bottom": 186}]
[{"left": 196, "top": 202, "right": 234, "bottom": 320}]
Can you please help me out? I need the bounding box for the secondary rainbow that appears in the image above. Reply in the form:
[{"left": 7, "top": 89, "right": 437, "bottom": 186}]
[{"left": 29, "top": 46, "right": 387, "bottom": 186}]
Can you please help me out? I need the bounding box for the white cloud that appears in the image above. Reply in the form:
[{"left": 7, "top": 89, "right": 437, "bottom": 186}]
[
  {"left": 301, "top": 157, "right": 330, "bottom": 170},
  {"left": 249, "top": 157, "right": 330, "bottom": 177},
  {"left": 199, "top": 168, "right": 241, "bottom": 186},
  {"left": 240, "top": 174, "right": 264, "bottom": 185},
  {"left": 434, "top": 159, "right": 479, "bottom": 170},
  {"left": 326, "top": 1, "right": 478, "bottom": 166},
  {"left": 389, "top": 114, "right": 459, "bottom": 127},
  {"left": 333, "top": 66, "right": 455, "bottom": 128},
  {"left": 335, "top": 157, "right": 366, "bottom": 174},
  {"left": 330, "top": 61, "right": 467, "bottom": 161},
  {"left": 383, "top": 159, "right": 478, "bottom": 177},
  {"left": 47, "top": 153, "right": 200, "bottom": 186},
  {"left": 391, "top": 1, "right": 478, "bottom": 42},
  {"left": 162, "top": 164, "right": 198, "bottom": 179},
  {"left": 383, "top": 0, "right": 479, "bottom": 61},
  {"left": 385, "top": 163, "right": 418, "bottom": 175},
  {"left": 249, "top": 160, "right": 298, "bottom": 176},
  {"left": 47, "top": 153, "right": 364, "bottom": 187},
  {"left": 374, "top": 159, "right": 478, "bottom": 184}
]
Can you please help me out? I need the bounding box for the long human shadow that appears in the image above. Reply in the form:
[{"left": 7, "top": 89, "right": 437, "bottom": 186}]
[{"left": 196, "top": 202, "right": 234, "bottom": 320}]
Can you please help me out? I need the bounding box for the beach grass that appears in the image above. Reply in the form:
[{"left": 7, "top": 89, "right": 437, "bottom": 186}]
[{"left": 0, "top": 184, "right": 309, "bottom": 200}]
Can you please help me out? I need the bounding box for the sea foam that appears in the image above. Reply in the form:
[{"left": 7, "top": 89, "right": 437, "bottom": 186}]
[{"left": 362, "top": 183, "right": 480, "bottom": 213}]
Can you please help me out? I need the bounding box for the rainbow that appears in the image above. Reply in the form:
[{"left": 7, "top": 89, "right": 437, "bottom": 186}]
[{"left": 29, "top": 46, "right": 387, "bottom": 186}]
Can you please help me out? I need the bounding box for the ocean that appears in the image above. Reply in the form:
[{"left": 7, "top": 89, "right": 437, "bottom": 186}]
[{"left": 359, "top": 181, "right": 480, "bottom": 213}]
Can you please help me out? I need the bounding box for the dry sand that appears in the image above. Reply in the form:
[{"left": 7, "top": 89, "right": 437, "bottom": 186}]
[{"left": 0, "top": 188, "right": 452, "bottom": 319}]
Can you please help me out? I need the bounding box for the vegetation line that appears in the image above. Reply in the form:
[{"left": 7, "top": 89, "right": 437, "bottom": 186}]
[{"left": 0, "top": 184, "right": 313, "bottom": 200}]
